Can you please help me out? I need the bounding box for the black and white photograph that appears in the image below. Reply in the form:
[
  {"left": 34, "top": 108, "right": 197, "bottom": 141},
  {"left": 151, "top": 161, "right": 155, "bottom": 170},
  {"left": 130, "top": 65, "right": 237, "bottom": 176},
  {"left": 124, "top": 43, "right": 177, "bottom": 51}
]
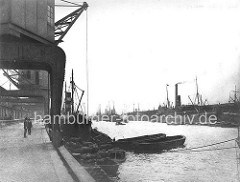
[{"left": 0, "top": 0, "right": 240, "bottom": 181}]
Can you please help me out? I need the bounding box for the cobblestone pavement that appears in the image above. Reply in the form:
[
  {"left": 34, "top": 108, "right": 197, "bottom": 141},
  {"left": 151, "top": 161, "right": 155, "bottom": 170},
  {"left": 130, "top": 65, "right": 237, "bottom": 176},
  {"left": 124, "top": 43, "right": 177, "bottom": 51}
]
[{"left": 0, "top": 121, "right": 74, "bottom": 182}]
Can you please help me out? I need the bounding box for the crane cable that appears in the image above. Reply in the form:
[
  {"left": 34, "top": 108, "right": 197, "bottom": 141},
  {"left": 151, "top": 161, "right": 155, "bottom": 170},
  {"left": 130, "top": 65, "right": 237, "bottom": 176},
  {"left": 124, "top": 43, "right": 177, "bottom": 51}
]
[
  {"left": 86, "top": 8, "right": 89, "bottom": 118},
  {"left": 0, "top": 80, "right": 9, "bottom": 87}
]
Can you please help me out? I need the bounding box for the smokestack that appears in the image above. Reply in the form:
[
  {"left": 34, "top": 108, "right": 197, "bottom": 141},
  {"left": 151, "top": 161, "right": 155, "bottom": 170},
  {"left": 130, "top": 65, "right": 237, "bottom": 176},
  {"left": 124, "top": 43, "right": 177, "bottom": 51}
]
[
  {"left": 175, "top": 83, "right": 181, "bottom": 108},
  {"left": 175, "top": 84, "right": 178, "bottom": 107}
]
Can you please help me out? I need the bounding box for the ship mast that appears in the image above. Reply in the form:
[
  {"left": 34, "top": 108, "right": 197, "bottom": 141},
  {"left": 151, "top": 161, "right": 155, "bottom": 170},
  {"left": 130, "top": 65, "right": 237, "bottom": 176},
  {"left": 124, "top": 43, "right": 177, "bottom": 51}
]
[
  {"left": 195, "top": 76, "right": 200, "bottom": 105},
  {"left": 166, "top": 84, "right": 170, "bottom": 108},
  {"left": 71, "top": 69, "right": 74, "bottom": 114}
]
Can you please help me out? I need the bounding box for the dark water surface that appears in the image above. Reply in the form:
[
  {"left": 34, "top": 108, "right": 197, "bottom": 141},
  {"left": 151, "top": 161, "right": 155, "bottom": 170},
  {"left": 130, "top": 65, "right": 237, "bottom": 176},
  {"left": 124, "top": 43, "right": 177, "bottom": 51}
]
[{"left": 92, "top": 121, "right": 239, "bottom": 182}]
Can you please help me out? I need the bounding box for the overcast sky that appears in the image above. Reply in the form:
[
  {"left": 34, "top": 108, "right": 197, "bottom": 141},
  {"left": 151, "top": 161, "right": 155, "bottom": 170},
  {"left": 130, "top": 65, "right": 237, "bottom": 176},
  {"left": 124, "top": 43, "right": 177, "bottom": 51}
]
[{"left": 54, "top": 0, "right": 240, "bottom": 114}]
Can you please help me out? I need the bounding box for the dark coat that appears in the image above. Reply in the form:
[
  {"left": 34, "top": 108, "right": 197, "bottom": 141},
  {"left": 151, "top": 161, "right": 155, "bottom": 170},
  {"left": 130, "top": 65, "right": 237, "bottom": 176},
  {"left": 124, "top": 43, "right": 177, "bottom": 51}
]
[
  {"left": 28, "top": 121, "right": 32, "bottom": 129},
  {"left": 24, "top": 120, "right": 28, "bottom": 130}
]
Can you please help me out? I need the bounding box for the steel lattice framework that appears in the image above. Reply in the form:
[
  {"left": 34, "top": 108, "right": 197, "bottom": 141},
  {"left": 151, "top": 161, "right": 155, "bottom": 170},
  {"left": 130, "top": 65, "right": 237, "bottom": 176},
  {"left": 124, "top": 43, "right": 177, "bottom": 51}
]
[{"left": 54, "top": 2, "right": 88, "bottom": 45}]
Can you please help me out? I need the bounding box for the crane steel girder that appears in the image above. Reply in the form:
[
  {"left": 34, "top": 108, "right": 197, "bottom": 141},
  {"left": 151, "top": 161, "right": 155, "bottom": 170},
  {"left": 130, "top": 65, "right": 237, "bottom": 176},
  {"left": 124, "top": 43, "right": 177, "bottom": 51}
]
[
  {"left": 0, "top": 89, "right": 47, "bottom": 98},
  {"left": 0, "top": 97, "right": 44, "bottom": 104},
  {"left": 55, "top": 2, "right": 88, "bottom": 44},
  {"left": 2, "top": 69, "right": 37, "bottom": 89},
  {"left": 2, "top": 69, "right": 20, "bottom": 88}
]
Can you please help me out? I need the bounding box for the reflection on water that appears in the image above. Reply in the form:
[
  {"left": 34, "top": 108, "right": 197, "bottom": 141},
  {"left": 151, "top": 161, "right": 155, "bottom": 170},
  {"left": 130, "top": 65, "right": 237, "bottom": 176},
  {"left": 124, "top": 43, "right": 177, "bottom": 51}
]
[{"left": 92, "top": 121, "right": 238, "bottom": 182}]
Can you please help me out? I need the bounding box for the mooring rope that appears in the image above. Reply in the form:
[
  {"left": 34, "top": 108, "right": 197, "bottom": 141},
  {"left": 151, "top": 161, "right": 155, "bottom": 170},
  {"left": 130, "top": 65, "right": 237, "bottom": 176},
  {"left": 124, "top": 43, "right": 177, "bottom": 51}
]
[
  {"left": 169, "top": 138, "right": 237, "bottom": 153},
  {"left": 179, "top": 138, "right": 236, "bottom": 151},
  {"left": 170, "top": 146, "right": 237, "bottom": 153}
]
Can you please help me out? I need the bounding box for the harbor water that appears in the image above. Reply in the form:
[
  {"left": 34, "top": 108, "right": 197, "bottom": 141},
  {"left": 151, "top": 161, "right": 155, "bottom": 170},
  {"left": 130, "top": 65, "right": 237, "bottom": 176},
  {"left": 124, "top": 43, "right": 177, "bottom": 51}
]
[{"left": 92, "top": 121, "right": 239, "bottom": 182}]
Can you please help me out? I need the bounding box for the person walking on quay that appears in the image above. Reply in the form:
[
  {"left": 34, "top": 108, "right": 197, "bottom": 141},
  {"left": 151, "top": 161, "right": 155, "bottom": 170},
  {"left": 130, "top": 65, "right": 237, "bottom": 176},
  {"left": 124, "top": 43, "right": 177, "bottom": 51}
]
[
  {"left": 24, "top": 117, "right": 28, "bottom": 138},
  {"left": 27, "top": 118, "right": 32, "bottom": 135}
]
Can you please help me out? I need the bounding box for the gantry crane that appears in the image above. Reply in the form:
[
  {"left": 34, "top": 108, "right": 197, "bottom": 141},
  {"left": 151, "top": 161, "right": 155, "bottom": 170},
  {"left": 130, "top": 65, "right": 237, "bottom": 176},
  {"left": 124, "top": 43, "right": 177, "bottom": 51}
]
[{"left": 2, "top": 1, "right": 88, "bottom": 89}]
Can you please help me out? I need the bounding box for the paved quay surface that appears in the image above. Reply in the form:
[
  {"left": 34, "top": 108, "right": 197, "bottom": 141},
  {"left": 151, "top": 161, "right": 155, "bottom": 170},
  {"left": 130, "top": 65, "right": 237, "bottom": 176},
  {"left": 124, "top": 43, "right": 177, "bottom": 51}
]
[{"left": 0, "top": 121, "right": 75, "bottom": 182}]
